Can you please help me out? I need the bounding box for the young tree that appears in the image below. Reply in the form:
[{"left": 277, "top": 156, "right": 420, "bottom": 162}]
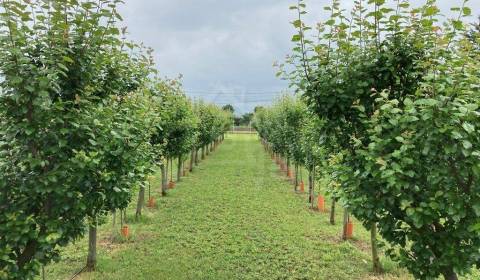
[
  {"left": 0, "top": 1, "right": 154, "bottom": 278},
  {"left": 159, "top": 79, "right": 198, "bottom": 185},
  {"left": 283, "top": 0, "right": 480, "bottom": 278}
]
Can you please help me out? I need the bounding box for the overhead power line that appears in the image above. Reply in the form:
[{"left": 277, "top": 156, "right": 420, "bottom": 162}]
[{"left": 183, "top": 89, "right": 288, "bottom": 95}]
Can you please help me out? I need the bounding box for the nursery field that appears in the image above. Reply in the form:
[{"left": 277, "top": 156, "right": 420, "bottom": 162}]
[
  {"left": 3, "top": 1, "right": 480, "bottom": 279},
  {"left": 40, "top": 134, "right": 410, "bottom": 280}
]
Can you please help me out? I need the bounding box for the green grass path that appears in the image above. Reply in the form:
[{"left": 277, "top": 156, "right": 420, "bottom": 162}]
[{"left": 45, "top": 134, "right": 411, "bottom": 280}]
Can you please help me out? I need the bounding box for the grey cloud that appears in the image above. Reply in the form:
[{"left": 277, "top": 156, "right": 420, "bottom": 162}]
[{"left": 118, "top": 0, "right": 478, "bottom": 114}]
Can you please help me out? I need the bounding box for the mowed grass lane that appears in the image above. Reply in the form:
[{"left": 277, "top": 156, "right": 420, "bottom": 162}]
[{"left": 43, "top": 133, "right": 411, "bottom": 280}]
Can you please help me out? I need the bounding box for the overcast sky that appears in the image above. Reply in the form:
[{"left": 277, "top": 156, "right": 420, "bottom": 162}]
[{"left": 118, "top": 1, "right": 476, "bottom": 115}]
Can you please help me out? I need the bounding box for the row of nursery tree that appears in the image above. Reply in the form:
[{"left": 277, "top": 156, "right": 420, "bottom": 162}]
[
  {"left": 0, "top": 1, "right": 232, "bottom": 279},
  {"left": 256, "top": 0, "right": 480, "bottom": 280}
]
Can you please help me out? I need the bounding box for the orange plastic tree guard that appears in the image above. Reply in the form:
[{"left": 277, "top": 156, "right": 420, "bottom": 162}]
[
  {"left": 317, "top": 195, "right": 325, "bottom": 212},
  {"left": 168, "top": 180, "right": 175, "bottom": 189},
  {"left": 299, "top": 181, "right": 305, "bottom": 192},
  {"left": 147, "top": 197, "right": 155, "bottom": 208},
  {"left": 346, "top": 221, "right": 354, "bottom": 239},
  {"left": 121, "top": 225, "right": 129, "bottom": 238}
]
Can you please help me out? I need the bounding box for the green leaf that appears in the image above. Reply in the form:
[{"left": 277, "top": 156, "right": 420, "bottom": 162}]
[
  {"left": 292, "top": 19, "right": 302, "bottom": 28},
  {"left": 424, "top": 6, "right": 440, "bottom": 16},
  {"left": 452, "top": 20, "right": 464, "bottom": 30},
  {"left": 291, "top": 34, "right": 301, "bottom": 42},
  {"left": 88, "top": 139, "right": 98, "bottom": 146},
  {"left": 462, "top": 7, "right": 472, "bottom": 16},
  {"left": 63, "top": 56, "right": 74, "bottom": 64},
  {"left": 462, "top": 140, "right": 472, "bottom": 149},
  {"left": 473, "top": 204, "right": 480, "bottom": 216},
  {"left": 462, "top": 123, "right": 475, "bottom": 134}
]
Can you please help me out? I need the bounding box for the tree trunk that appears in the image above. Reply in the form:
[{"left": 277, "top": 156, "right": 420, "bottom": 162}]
[
  {"left": 190, "top": 149, "right": 195, "bottom": 172},
  {"left": 286, "top": 157, "right": 290, "bottom": 176},
  {"left": 201, "top": 147, "right": 205, "bottom": 159},
  {"left": 161, "top": 163, "right": 167, "bottom": 196},
  {"left": 308, "top": 168, "right": 313, "bottom": 206},
  {"left": 16, "top": 240, "right": 38, "bottom": 270},
  {"left": 86, "top": 223, "right": 97, "bottom": 271},
  {"left": 177, "top": 155, "right": 182, "bottom": 182},
  {"left": 135, "top": 185, "right": 145, "bottom": 220},
  {"left": 120, "top": 210, "right": 123, "bottom": 227},
  {"left": 330, "top": 199, "right": 336, "bottom": 225},
  {"left": 112, "top": 210, "right": 116, "bottom": 227},
  {"left": 371, "top": 224, "right": 383, "bottom": 273},
  {"left": 195, "top": 149, "right": 199, "bottom": 165},
  {"left": 294, "top": 164, "right": 299, "bottom": 189},
  {"left": 442, "top": 268, "right": 458, "bottom": 280},
  {"left": 312, "top": 166, "right": 316, "bottom": 208},
  {"left": 169, "top": 158, "right": 173, "bottom": 182},
  {"left": 165, "top": 158, "right": 169, "bottom": 182},
  {"left": 342, "top": 209, "right": 349, "bottom": 240}
]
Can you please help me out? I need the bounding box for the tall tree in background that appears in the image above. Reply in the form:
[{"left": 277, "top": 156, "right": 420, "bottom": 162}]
[{"left": 222, "top": 104, "right": 235, "bottom": 114}]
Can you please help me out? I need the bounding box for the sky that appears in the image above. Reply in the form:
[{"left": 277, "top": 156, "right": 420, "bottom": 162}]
[{"left": 118, "top": 1, "right": 476, "bottom": 115}]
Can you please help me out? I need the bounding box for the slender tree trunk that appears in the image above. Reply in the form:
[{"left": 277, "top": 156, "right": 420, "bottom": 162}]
[
  {"left": 308, "top": 168, "right": 313, "bottom": 205},
  {"left": 201, "top": 147, "right": 205, "bottom": 159},
  {"left": 177, "top": 155, "right": 182, "bottom": 182},
  {"left": 342, "top": 209, "right": 349, "bottom": 240},
  {"left": 120, "top": 210, "right": 123, "bottom": 227},
  {"left": 190, "top": 149, "right": 195, "bottom": 172},
  {"left": 195, "top": 149, "right": 199, "bottom": 165},
  {"left": 206, "top": 144, "right": 210, "bottom": 156},
  {"left": 165, "top": 158, "right": 169, "bottom": 182},
  {"left": 442, "top": 268, "right": 458, "bottom": 280},
  {"left": 161, "top": 163, "right": 167, "bottom": 196},
  {"left": 135, "top": 185, "right": 145, "bottom": 220},
  {"left": 286, "top": 157, "right": 290, "bottom": 175},
  {"left": 86, "top": 223, "right": 97, "bottom": 271},
  {"left": 312, "top": 165, "right": 316, "bottom": 209},
  {"left": 294, "top": 164, "right": 299, "bottom": 189},
  {"left": 371, "top": 224, "right": 383, "bottom": 274},
  {"left": 330, "top": 199, "right": 336, "bottom": 225},
  {"left": 169, "top": 158, "right": 173, "bottom": 182},
  {"left": 112, "top": 210, "right": 116, "bottom": 227}
]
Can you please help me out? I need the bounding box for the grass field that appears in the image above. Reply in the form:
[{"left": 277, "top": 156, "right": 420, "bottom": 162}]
[{"left": 40, "top": 134, "right": 479, "bottom": 280}]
